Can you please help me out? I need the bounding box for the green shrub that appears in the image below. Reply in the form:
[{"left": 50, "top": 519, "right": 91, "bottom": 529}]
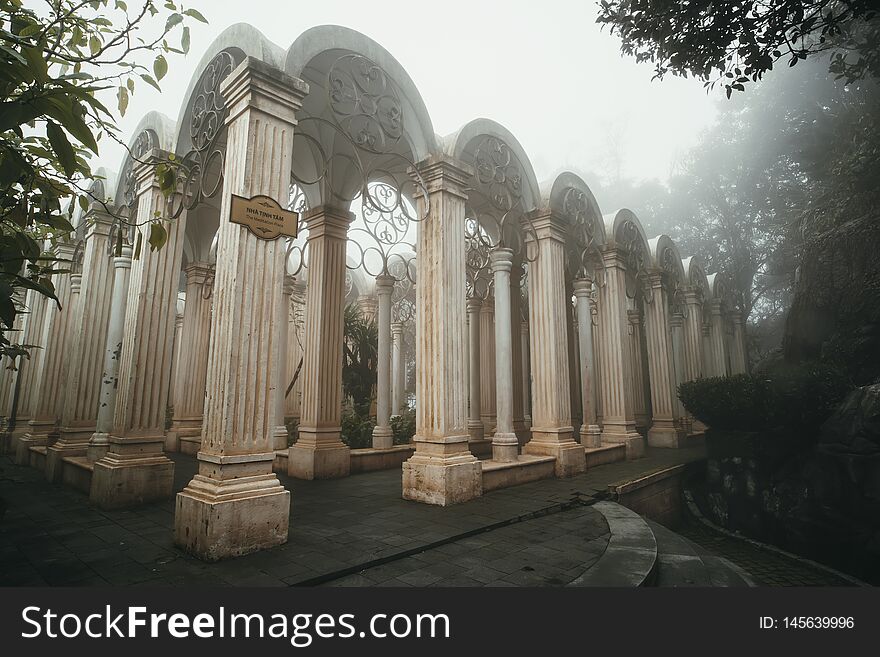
[
  {"left": 391, "top": 407, "right": 416, "bottom": 445},
  {"left": 341, "top": 408, "right": 375, "bottom": 449},
  {"left": 679, "top": 362, "right": 852, "bottom": 433}
]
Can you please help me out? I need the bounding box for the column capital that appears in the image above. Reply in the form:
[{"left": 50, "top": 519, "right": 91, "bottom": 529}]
[
  {"left": 669, "top": 311, "right": 684, "bottom": 328},
  {"left": 113, "top": 244, "right": 133, "bottom": 270},
  {"left": 133, "top": 148, "right": 172, "bottom": 197},
  {"left": 489, "top": 247, "right": 514, "bottom": 273},
  {"left": 411, "top": 154, "right": 473, "bottom": 199},
  {"left": 282, "top": 273, "right": 297, "bottom": 296},
  {"left": 466, "top": 297, "right": 483, "bottom": 314},
  {"left": 600, "top": 244, "right": 628, "bottom": 269},
  {"left": 521, "top": 320, "right": 529, "bottom": 333},
  {"left": 523, "top": 209, "right": 567, "bottom": 243},
  {"left": 69, "top": 273, "right": 82, "bottom": 294},
  {"left": 184, "top": 261, "right": 214, "bottom": 286},
  {"left": 627, "top": 307, "right": 641, "bottom": 326},
  {"left": 84, "top": 209, "right": 115, "bottom": 241},
  {"left": 573, "top": 277, "right": 593, "bottom": 299},
  {"left": 221, "top": 57, "right": 309, "bottom": 127},
  {"left": 54, "top": 241, "right": 77, "bottom": 261},
  {"left": 683, "top": 287, "right": 702, "bottom": 305},
  {"left": 391, "top": 321, "right": 404, "bottom": 338},
  {"left": 375, "top": 273, "right": 395, "bottom": 295},
  {"left": 480, "top": 295, "right": 495, "bottom": 315},
  {"left": 303, "top": 204, "right": 354, "bottom": 240}
]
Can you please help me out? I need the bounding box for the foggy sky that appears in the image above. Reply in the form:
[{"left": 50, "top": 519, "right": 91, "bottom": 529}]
[{"left": 103, "top": 0, "right": 718, "bottom": 193}]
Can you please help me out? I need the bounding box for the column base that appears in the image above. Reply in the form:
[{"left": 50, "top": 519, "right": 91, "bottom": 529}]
[
  {"left": 165, "top": 417, "right": 203, "bottom": 452},
  {"left": 402, "top": 435, "right": 482, "bottom": 505},
  {"left": 288, "top": 428, "right": 350, "bottom": 479},
  {"left": 467, "top": 419, "right": 484, "bottom": 442},
  {"left": 647, "top": 421, "right": 687, "bottom": 448},
  {"left": 579, "top": 424, "right": 602, "bottom": 448},
  {"left": 46, "top": 427, "right": 94, "bottom": 482},
  {"left": 601, "top": 423, "right": 646, "bottom": 459},
  {"left": 372, "top": 425, "right": 393, "bottom": 450},
  {"left": 174, "top": 473, "right": 290, "bottom": 561},
  {"left": 87, "top": 432, "right": 110, "bottom": 462},
  {"left": 90, "top": 454, "right": 174, "bottom": 509},
  {"left": 523, "top": 427, "right": 586, "bottom": 477},
  {"left": 492, "top": 432, "right": 519, "bottom": 463},
  {"left": 513, "top": 418, "right": 530, "bottom": 445},
  {"left": 15, "top": 432, "right": 47, "bottom": 465}
]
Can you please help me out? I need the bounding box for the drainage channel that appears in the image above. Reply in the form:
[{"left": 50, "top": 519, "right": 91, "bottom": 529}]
[{"left": 292, "top": 490, "right": 610, "bottom": 587}]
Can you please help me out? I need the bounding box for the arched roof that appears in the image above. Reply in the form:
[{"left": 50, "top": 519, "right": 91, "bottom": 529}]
[
  {"left": 542, "top": 171, "right": 606, "bottom": 243},
  {"left": 112, "top": 111, "right": 176, "bottom": 207},
  {"left": 173, "top": 23, "right": 286, "bottom": 155},
  {"left": 682, "top": 255, "right": 710, "bottom": 297},
  {"left": 648, "top": 235, "right": 686, "bottom": 280},
  {"left": 445, "top": 118, "right": 541, "bottom": 214},
  {"left": 605, "top": 208, "right": 650, "bottom": 255},
  {"left": 286, "top": 25, "right": 436, "bottom": 163}
]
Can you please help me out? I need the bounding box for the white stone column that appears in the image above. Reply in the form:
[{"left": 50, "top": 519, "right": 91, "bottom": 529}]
[
  {"left": 166, "top": 262, "right": 213, "bottom": 453},
  {"left": 670, "top": 309, "right": 689, "bottom": 434},
  {"left": 521, "top": 320, "right": 531, "bottom": 427},
  {"left": 596, "top": 247, "right": 643, "bottom": 457},
  {"left": 271, "top": 275, "right": 295, "bottom": 451},
  {"left": 567, "top": 283, "right": 582, "bottom": 433},
  {"left": 174, "top": 59, "right": 308, "bottom": 560},
  {"left": 479, "top": 295, "right": 496, "bottom": 434},
  {"left": 707, "top": 299, "right": 728, "bottom": 377},
  {"left": 372, "top": 274, "right": 395, "bottom": 449},
  {"left": 510, "top": 261, "right": 527, "bottom": 444},
  {"left": 9, "top": 288, "right": 51, "bottom": 450},
  {"left": 50, "top": 212, "right": 117, "bottom": 479},
  {"left": 288, "top": 205, "right": 353, "bottom": 479},
  {"left": 628, "top": 307, "right": 649, "bottom": 433},
  {"left": 682, "top": 289, "right": 704, "bottom": 382},
  {"left": 18, "top": 244, "right": 77, "bottom": 462},
  {"left": 391, "top": 321, "right": 404, "bottom": 416},
  {"left": 168, "top": 301, "right": 184, "bottom": 413},
  {"left": 286, "top": 279, "right": 306, "bottom": 421},
  {"left": 402, "top": 155, "right": 481, "bottom": 505},
  {"left": 522, "top": 211, "right": 586, "bottom": 477},
  {"left": 574, "top": 278, "right": 601, "bottom": 447},
  {"left": 729, "top": 311, "right": 748, "bottom": 374},
  {"left": 644, "top": 273, "right": 684, "bottom": 448},
  {"left": 88, "top": 245, "right": 133, "bottom": 461},
  {"left": 489, "top": 247, "right": 517, "bottom": 462},
  {"left": 89, "top": 152, "right": 181, "bottom": 509},
  {"left": 466, "top": 297, "right": 484, "bottom": 443}
]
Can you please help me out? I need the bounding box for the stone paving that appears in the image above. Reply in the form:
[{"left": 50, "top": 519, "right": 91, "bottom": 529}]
[{"left": 0, "top": 448, "right": 704, "bottom": 587}]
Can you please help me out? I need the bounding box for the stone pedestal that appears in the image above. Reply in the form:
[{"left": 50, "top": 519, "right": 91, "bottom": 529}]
[
  {"left": 522, "top": 211, "right": 586, "bottom": 477},
  {"left": 402, "top": 155, "right": 481, "bottom": 505},
  {"left": 288, "top": 205, "right": 353, "bottom": 480},
  {"left": 175, "top": 58, "right": 307, "bottom": 558},
  {"left": 372, "top": 274, "right": 395, "bottom": 449},
  {"left": 88, "top": 246, "right": 133, "bottom": 461},
  {"left": 90, "top": 153, "right": 178, "bottom": 509}
]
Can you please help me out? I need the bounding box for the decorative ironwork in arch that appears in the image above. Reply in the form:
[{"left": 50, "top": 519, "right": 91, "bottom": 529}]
[
  {"left": 169, "top": 50, "right": 238, "bottom": 219},
  {"left": 619, "top": 219, "right": 652, "bottom": 303},
  {"left": 563, "top": 186, "right": 604, "bottom": 287},
  {"left": 285, "top": 182, "right": 311, "bottom": 278},
  {"left": 465, "top": 216, "right": 493, "bottom": 301},
  {"left": 660, "top": 245, "right": 687, "bottom": 316},
  {"left": 290, "top": 53, "right": 429, "bottom": 280}
]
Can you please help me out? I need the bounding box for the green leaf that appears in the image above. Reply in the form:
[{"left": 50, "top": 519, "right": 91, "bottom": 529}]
[
  {"left": 117, "top": 85, "right": 129, "bottom": 116},
  {"left": 133, "top": 230, "right": 143, "bottom": 260},
  {"left": 46, "top": 120, "right": 77, "bottom": 177},
  {"left": 78, "top": 195, "right": 89, "bottom": 212},
  {"left": 22, "top": 47, "right": 48, "bottom": 84},
  {"left": 89, "top": 35, "right": 101, "bottom": 56},
  {"left": 139, "top": 73, "right": 161, "bottom": 92},
  {"left": 153, "top": 54, "right": 168, "bottom": 81},
  {"left": 181, "top": 26, "right": 190, "bottom": 54},
  {"left": 183, "top": 8, "right": 208, "bottom": 23},
  {"left": 148, "top": 221, "right": 168, "bottom": 251},
  {"left": 165, "top": 12, "right": 183, "bottom": 32}
]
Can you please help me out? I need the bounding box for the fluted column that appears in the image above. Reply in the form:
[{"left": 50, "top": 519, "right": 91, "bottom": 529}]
[
  {"left": 707, "top": 299, "right": 728, "bottom": 377},
  {"left": 174, "top": 59, "right": 308, "bottom": 559},
  {"left": 402, "top": 155, "right": 481, "bottom": 505},
  {"left": 9, "top": 287, "right": 51, "bottom": 451},
  {"left": 285, "top": 279, "right": 306, "bottom": 421},
  {"left": 168, "top": 300, "right": 184, "bottom": 411},
  {"left": 670, "top": 309, "right": 689, "bottom": 434},
  {"left": 166, "top": 262, "right": 213, "bottom": 453},
  {"left": 50, "top": 212, "right": 117, "bottom": 479},
  {"left": 271, "top": 275, "right": 295, "bottom": 450},
  {"left": 288, "top": 205, "right": 353, "bottom": 480},
  {"left": 596, "top": 247, "right": 644, "bottom": 457},
  {"left": 574, "top": 278, "right": 601, "bottom": 447},
  {"left": 391, "top": 322, "right": 404, "bottom": 416},
  {"left": 522, "top": 211, "right": 585, "bottom": 477},
  {"left": 682, "top": 289, "right": 704, "bottom": 381},
  {"left": 489, "top": 248, "right": 517, "bottom": 462},
  {"left": 628, "top": 307, "right": 649, "bottom": 433},
  {"left": 89, "top": 152, "right": 182, "bottom": 509},
  {"left": 729, "top": 311, "right": 747, "bottom": 374},
  {"left": 521, "top": 321, "right": 531, "bottom": 427},
  {"left": 510, "top": 261, "right": 527, "bottom": 444},
  {"left": 644, "top": 272, "right": 684, "bottom": 448},
  {"left": 566, "top": 281, "right": 582, "bottom": 434},
  {"left": 466, "top": 297, "right": 484, "bottom": 444},
  {"left": 479, "top": 295, "right": 496, "bottom": 434},
  {"left": 372, "top": 274, "right": 395, "bottom": 449},
  {"left": 88, "top": 245, "right": 133, "bottom": 461}
]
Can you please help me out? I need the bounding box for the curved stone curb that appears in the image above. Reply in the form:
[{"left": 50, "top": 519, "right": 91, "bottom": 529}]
[
  {"left": 683, "top": 489, "right": 870, "bottom": 587},
  {"left": 568, "top": 501, "right": 657, "bottom": 587}
]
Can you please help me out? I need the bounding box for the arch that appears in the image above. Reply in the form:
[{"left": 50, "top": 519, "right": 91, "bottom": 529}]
[
  {"left": 446, "top": 118, "right": 541, "bottom": 215},
  {"left": 112, "top": 111, "right": 176, "bottom": 207},
  {"left": 648, "top": 235, "right": 686, "bottom": 284},
  {"left": 286, "top": 25, "right": 436, "bottom": 164},
  {"left": 682, "top": 255, "right": 710, "bottom": 299}
]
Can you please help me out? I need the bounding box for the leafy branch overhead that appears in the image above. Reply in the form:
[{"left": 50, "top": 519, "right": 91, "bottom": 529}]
[
  {"left": 0, "top": 0, "right": 206, "bottom": 362},
  {"left": 596, "top": 0, "right": 879, "bottom": 96}
]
